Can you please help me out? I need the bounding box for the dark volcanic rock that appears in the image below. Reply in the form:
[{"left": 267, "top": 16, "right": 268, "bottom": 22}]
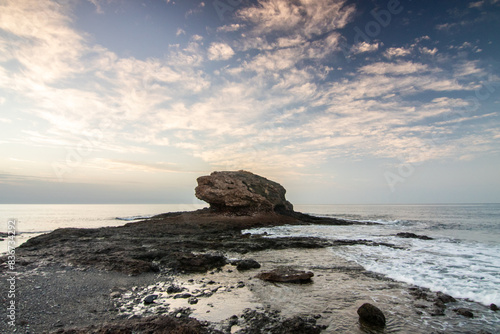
[
  {"left": 357, "top": 303, "right": 386, "bottom": 327},
  {"left": 436, "top": 291, "right": 457, "bottom": 304},
  {"left": 453, "top": 308, "right": 474, "bottom": 318},
  {"left": 490, "top": 303, "right": 499, "bottom": 311},
  {"left": 164, "top": 252, "right": 227, "bottom": 273},
  {"left": 235, "top": 259, "right": 261, "bottom": 271},
  {"left": 396, "top": 232, "right": 433, "bottom": 240},
  {"left": 195, "top": 170, "right": 293, "bottom": 213},
  {"left": 256, "top": 267, "right": 314, "bottom": 283},
  {"left": 143, "top": 294, "right": 158, "bottom": 304},
  {"left": 52, "top": 315, "right": 218, "bottom": 334}
]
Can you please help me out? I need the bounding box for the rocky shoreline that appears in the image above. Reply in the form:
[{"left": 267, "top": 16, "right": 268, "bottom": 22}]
[
  {"left": 1, "top": 171, "right": 498, "bottom": 333},
  {"left": 1, "top": 209, "right": 497, "bottom": 333}
]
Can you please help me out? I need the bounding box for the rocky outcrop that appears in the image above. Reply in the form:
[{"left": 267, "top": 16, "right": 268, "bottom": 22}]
[
  {"left": 256, "top": 267, "right": 314, "bottom": 283},
  {"left": 357, "top": 303, "right": 386, "bottom": 327},
  {"left": 396, "top": 232, "right": 433, "bottom": 240},
  {"left": 195, "top": 170, "right": 293, "bottom": 214}
]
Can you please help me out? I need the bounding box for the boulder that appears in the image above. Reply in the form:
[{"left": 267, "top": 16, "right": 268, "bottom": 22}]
[
  {"left": 195, "top": 170, "right": 293, "bottom": 213},
  {"left": 490, "top": 303, "right": 499, "bottom": 311},
  {"left": 235, "top": 259, "right": 261, "bottom": 271},
  {"left": 357, "top": 303, "right": 386, "bottom": 327},
  {"left": 256, "top": 267, "right": 314, "bottom": 283},
  {"left": 143, "top": 294, "right": 158, "bottom": 304}
]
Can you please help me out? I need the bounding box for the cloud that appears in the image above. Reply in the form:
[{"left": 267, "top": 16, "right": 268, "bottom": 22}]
[
  {"left": 384, "top": 47, "right": 412, "bottom": 58},
  {"left": 351, "top": 42, "right": 381, "bottom": 54},
  {"left": 237, "top": 0, "right": 355, "bottom": 38},
  {"left": 217, "top": 24, "right": 244, "bottom": 32},
  {"left": 87, "top": 0, "right": 104, "bottom": 14},
  {"left": 358, "top": 61, "right": 431, "bottom": 75},
  {"left": 419, "top": 47, "right": 438, "bottom": 55},
  {"left": 469, "top": 1, "right": 485, "bottom": 8},
  {"left": 207, "top": 42, "right": 235, "bottom": 60},
  {"left": 185, "top": 2, "right": 205, "bottom": 18},
  {"left": 176, "top": 28, "right": 186, "bottom": 36}
]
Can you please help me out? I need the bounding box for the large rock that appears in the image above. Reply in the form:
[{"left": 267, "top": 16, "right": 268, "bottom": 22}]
[
  {"left": 256, "top": 267, "right": 314, "bottom": 283},
  {"left": 357, "top": 303, "right": 386, "bottom": 328},
  {"left": 195, "top": 170, "right": 293, "bottom": 213}
]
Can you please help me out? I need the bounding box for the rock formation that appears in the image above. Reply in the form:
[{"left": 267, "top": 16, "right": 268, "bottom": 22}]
[
  {"left": 256, "top": 267, "right": 314, "bottom": 283},
  {"left": 195, "top": 170, "right": 293, "bottom": 214}
]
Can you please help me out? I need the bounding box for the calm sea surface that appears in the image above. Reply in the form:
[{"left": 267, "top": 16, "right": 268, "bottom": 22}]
[{"left": 1, "top": 203, "right": 499, "bottom": 307}]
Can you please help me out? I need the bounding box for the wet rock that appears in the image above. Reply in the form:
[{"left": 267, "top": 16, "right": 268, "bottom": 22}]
[
  {"left": 453, "top": 308, "right": 474, "bottom": 318},
  {"left": 235, "top": 259, "right": 261, "bottom": 271},
  {"left": 490, "top": 303, "right": 499, "bottom": 311},
  {"left": 173, "top": 293, "right": 192, "bottom": 299},
  {"left": 256, "top": 267, "right": 314, "bottom": 283},
  {"left": 110, "top": 291, "right": 121, "bottom": 298},
  {"left": 168, "top": 252, "right": 227, "bottom": 273},
  {"left": 436, "top": 291, "right": 456, "bottom": 304},
  {"left": 166, "top": 284, "right": 184, "bottom": 294},
  {"left": 195, "top": 170, "right": 293, "bottom": 213},
  {"left": 396, "top": 232, "right": 433, "bottom": 240},
  {"left": 143, "top": 294, "right": 158, "bottom": 304},
  {"left": 238, "top": 309, "right": 324, "bottom": 334},
  {"left": 409, "top": 287, "right": 430, "bottom": 300},
  {"left": 52, "top": 315, "right": 214, "bottom": 333},
  {"left": 357, "top": 303, "right": 386, "bottom": 328},
  {"left": 188, "top": 297, "right": 198, "bottom": 305}
]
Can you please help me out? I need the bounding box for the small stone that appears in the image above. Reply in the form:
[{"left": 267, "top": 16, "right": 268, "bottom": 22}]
[
  {"left": 490, "top": 303, "right": 499, "bottom": 311},
  {"left": 188, "top": 297, "right": 198, "bottom": 305},
  {"left": 173, "top": 293, "right": 192, "bottom": 299},
  {"left": 167, "top": 285, "right": 183, "bottom": 294},
  {"left": 143, "top": 294, "right": 158, "bottom": 304},
  {"left": 236, "top": 259, "right": 261, "bottom": 271},
  {"left": 453, "top": 308, "right": 474, "bottom": 318},
  {"left": 237, "top": 282, "right": 245, "bottom": 288},
  {"left": 110, "top": 291, "right": 121, "bottom": 298},
  {"left": 357, "top": 303, "right": 386, "bottom": 327}
]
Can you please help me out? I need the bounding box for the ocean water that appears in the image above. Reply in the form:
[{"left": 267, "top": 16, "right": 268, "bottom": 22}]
[
  {"left": 1, "top": 203, "right": 499, "bottom": 308},
  {"left": 248, "top": 203, "right": 500, "bottom": 307},
  {"left": 0, "top": 204, "right": 206, "bottom": 253}
]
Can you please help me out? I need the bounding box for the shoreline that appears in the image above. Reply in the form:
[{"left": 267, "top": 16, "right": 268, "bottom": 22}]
[{"left": 1, "top": 209, "right": 498, "bottom": 333}]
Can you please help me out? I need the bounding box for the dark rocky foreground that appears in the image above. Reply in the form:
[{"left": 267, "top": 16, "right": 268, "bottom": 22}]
[{"left": 0, "top": 209, "right": 373, "bottom": 334}]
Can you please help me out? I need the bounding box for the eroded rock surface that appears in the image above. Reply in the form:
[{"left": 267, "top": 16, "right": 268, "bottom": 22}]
[
  {"left": 195, "top": 170, "right": 293, "bottom": 214},
  {"left": 256, "top": 267, "right": 314, "bottom": 283}
]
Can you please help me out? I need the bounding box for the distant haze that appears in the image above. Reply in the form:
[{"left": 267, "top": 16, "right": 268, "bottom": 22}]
[{"left": 0, "top": 0, "right": 499, "bottom": 204}]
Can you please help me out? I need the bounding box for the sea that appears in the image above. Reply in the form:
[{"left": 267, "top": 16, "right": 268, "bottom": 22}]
[{"left": 1, "top": 203, "right": 499, "bottom": 308}]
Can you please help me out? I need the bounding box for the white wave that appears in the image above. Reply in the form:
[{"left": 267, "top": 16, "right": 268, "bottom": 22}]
[
  {"left": 115, "top": 215, "right": 153, "bottom": 221},
  {"left": 244, "top": 224, "right": 500, "bottom": 306}
]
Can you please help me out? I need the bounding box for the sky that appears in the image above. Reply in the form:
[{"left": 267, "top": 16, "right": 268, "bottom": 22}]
[{"left": 0, "top": 0, "right": 499, "bottom": 204}]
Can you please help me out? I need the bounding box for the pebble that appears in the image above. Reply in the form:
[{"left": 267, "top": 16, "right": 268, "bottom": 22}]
[{"left": 143, "top": 294, "right": 158, "bottom": 304}]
